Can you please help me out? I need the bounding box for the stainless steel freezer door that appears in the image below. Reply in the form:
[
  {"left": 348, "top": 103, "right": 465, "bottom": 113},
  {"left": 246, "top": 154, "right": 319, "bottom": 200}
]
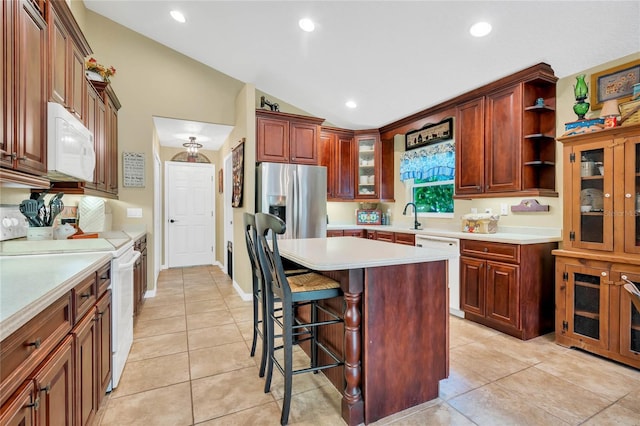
[
  {"left": 293, "top": 164, "right": 326, "bottom": 239},
  {"left": 256, "top": 162, "right": 326, "bottom": 239}
]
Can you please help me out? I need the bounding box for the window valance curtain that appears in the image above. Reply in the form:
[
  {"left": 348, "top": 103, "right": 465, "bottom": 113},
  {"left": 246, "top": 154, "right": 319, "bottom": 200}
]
[{"left": 400, "top": 140, "right": 455, "bottom": 182}]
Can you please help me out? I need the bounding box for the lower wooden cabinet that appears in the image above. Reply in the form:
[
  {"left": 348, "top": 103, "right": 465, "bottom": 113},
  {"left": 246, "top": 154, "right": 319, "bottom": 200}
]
[
  {"left": 34, "top": 335, "right": 74, "bottom": 426},
  {"left": 460, "top": 239, "right": 556, "bottom": 340},
  {"left": 74, "top": 308, "right": 98, "bottom": 426},
  {"left": 0, "top": 261, "right": 112, "bottom": 426},
  {"left": 555, "top": 256, "right": 640, "bottom": 369},
  {"left": 96, "top": 291, "right": 112, "bottom": 405},
  {"left": 328, "top": 229, "right": 414, "bottom": 245},
  {"left": 133, "top": 235, "right": 148, "bottom": 318}
]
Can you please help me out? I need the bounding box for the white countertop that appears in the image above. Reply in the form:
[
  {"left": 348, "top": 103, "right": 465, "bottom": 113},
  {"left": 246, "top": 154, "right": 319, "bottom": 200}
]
[
  {"left": 327, "top": 224, "right": 562, "bottom": 245},
  {"left": 0, "top": 252, "right": 112, "bottom": 340},
  {"left": 277, "top": 237, "right": 455, "bottom": 271}
]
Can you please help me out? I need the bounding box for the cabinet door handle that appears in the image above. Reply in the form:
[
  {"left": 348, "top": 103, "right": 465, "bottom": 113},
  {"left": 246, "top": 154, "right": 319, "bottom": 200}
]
[
  {"left": 483, "top": 248, "right": 488, "bottom": 252},
  {"left": 25, "top": 338, "right": 42, "bottom": 349},
  {"left": 26, "top": 397, "right": 40, "bottom": 410},
  {"left": 625, "top": 193, "right": 632, "bottom": 198},
  {"left": 40, "top": 385, "right": 51, "bottom": 394},
  {"left": 604, "top": 193, "right": 611, "bottom": 198},
  {"left": 80, "top": 292, "right": 91, "bottom": 299}
]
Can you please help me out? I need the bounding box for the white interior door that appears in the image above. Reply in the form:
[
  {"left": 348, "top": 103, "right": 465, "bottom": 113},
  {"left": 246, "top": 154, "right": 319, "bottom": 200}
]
[{"left": 165, "top": 161, "right": 215, "bottom": 268}]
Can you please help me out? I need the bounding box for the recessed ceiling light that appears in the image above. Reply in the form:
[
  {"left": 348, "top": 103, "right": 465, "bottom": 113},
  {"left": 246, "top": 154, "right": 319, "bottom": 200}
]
[
  {"left": 470, "top": 21, "right": 492, "bottom": 37},
  {"left": 170, "top": 10, "right": 186, "bottom": 23},
  {"left": 299, "top": 18, "right": 315, "bottom": 32},
  {"left": 345, "top": 100, "right": 357, "bottom": 109}
]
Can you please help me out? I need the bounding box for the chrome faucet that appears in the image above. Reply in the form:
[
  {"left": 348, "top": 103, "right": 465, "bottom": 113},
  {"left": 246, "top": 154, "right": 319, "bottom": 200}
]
[{"left": 402, "top": 202, "right": 421, "bottom": 230}]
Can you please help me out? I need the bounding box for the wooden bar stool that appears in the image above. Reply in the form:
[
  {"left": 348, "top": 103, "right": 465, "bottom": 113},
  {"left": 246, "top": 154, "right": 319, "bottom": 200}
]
[
  {"left": 243, "top": 212, "right": 309, "bottom": 377},
  {"left": 254, "top": 212, "right": 344, "bottom": 425}
]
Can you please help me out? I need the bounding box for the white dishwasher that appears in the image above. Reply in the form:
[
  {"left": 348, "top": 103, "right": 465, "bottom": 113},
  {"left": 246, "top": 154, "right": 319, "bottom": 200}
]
[{"left": 415, "top": 234, "right": 463, "bottom": 318}]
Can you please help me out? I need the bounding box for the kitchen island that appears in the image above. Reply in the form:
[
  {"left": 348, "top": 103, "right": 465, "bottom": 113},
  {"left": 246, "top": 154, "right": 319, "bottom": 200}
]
[{"left": 276, "top": 236, "right": 454, "bottom": 425}]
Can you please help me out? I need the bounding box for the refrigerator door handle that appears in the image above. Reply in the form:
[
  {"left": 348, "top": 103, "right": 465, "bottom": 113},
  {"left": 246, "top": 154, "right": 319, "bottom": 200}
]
[{"left": 292, "top": 168, "right": 299, "bottom": 238}]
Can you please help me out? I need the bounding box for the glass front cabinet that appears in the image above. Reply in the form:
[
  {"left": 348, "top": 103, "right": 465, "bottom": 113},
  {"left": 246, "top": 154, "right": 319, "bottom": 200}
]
[
  {"left": 555, "top": 124, "right": 640, "bottom": 369},
  {"left": 355, "top": 133, "right": 380, "bottom": 199}
]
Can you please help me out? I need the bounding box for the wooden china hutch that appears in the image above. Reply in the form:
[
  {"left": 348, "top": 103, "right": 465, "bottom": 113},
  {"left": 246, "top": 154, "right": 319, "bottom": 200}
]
[{"left": 554, "top": 123, "right": 640, "bottom": 369}]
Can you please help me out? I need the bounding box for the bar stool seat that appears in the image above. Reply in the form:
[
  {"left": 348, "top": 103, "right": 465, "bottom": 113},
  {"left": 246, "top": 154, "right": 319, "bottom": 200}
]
[{"left": 255, "top": 212, "right": 344, "bottom": 425}]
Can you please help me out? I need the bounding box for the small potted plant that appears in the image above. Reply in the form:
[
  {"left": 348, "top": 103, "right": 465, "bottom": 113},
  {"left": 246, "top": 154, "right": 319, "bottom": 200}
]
[{"left": 85, "top": 57, "right": 116, "bottom": 83}]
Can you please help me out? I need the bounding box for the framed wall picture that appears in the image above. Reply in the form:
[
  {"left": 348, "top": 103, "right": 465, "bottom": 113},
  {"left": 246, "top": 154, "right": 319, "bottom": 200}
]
[
  {"left": 591, "top": 59, "right": 640, "bottom": 110},
  {"left": 405, "top": 117, "right": 453, "bottom": 151},
  {"left": 218, "top": 168, "right": 223, "bottom": 193},
  {"left": 231, "top": 139, "right": 245, "bottom": 208}
]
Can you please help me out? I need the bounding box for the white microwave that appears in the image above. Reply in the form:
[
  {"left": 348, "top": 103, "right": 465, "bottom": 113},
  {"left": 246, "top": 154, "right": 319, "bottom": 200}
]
[{"left": 47, "top": 102, "right": 96, "bottom": 182}]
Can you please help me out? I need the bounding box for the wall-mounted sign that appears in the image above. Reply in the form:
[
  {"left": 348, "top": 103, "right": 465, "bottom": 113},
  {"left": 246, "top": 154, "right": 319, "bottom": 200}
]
[
  {"left": 405, "top": 117, "right": 453, "bottom": 151},
  {"left": 123, "top": 152, "right": 145, "bottom": 187}
]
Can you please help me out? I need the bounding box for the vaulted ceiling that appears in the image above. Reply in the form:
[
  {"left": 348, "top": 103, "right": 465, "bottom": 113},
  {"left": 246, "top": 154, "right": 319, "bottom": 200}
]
[{"left": 85, "top": 0, "right": 640, "bottom": 145}]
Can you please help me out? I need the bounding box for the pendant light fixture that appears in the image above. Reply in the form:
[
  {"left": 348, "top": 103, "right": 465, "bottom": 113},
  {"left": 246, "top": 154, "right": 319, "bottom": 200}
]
[{"left": 183, "top": 136, "right": 202, "bottom": 162}]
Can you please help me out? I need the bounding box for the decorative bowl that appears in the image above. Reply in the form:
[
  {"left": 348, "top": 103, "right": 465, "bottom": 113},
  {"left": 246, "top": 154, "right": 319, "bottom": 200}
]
[
  {"left": 360, "top": 202, "right": 378, "bottom": 210},
  {"left": 581, "top": 205, "right": 592, "bottom": 213}
]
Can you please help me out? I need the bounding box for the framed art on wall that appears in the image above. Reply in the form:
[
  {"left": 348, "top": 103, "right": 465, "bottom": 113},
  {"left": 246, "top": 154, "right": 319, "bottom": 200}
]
[
  {"left": 591, "top": 59, "right": 640, "bottom": 110},
  {"left": 231, "top": 139, "right": 245, "bottom": 207},
  {"left": 405, "top": 118, "right": 453, "bottom": 151}
]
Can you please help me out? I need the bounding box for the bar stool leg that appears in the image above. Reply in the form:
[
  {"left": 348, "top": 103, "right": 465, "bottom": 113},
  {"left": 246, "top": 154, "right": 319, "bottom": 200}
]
[
  {"left": 311, "top": 302, "right": 318, "bottom": 371},
  {"left": 258, "top": 287, "right": 268, "bottom": 377},
  {"left": 250, "top": 277, "right": 259, "bottom": 358},
  {"left": 264, "top": 290, "right": 275, "bottom": 394},
  {"left": 281, "top": 305, "right": 294, "bottom": 425}
]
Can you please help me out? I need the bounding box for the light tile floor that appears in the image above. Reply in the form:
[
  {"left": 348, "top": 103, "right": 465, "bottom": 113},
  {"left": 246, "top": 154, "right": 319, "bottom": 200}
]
[{"left": 96, "top": 265, "right": 640, "bottom": 425}]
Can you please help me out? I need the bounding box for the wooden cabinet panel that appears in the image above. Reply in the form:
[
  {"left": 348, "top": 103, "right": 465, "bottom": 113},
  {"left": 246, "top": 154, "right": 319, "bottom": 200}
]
[
  {"left": 74, "top": 309, "right": 98, "bottom": 426},
  {"left": 326, "top": 230, "right": 344, "bottom": 237},
  {"left": 33, "top": 335, "right": 74, "bottom": 426},
  {"left": 485, "top": 85, "right": 522, "bottom": 193},
  {"left": 394, "top": 232, "right": 415, "bottom": 246},
  {"left": 0, "top": 381, "right": 36, "bottom": 426},
  {"left": 290, "top": 121, "right": 318, "bottom": 164},
  {"left": 133, "top": 235, "right": 147, "bottom": 318},
  {"left": 96, "top": 291, "right": 112, "bottom": 405},
  {"left": 49, "top": 5, "right": 69, "bottom": 106},
  {"left": 485, "top": 261, "right": 519, "bottom": 329},
  {"left": 343, "top": 229, "right": 365, "bottom": 238},
  {"left": 14, "top": 0, "right": 47, "bottom": 175},
  {"left": 461, "top": 256, "right": 485, "bottom": 316},
  {"left": 619, "top": 271, "right": 640, "bottom": 360},
  {"left": 257, "top": 115, "right": 289, "bottom": 163},
  {"left": 73, "top": 273, "right": 97, "bottom": 322},
  {"left": 460, "top": 239, "right": 520, "bottom": 263},
  {"left": 375, "top": 230, "right": 395, "bottom": 243},
  {"left": 320, "top": 128, "right": 355, "bottom": 200},
  {"left": 106, "top": 95, "right": 119, "bottom": 194},
  {"left": 0, "top": 0, "right": 14, "bottom": 169},
  {"left": 455, "top": 97, "right": 485, "bottom": 195}
]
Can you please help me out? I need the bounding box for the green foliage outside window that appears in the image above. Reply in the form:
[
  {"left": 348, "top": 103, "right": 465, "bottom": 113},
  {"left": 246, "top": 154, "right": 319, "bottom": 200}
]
[{"left": 413, "top": 179, "right": 454, "bottom": 213}]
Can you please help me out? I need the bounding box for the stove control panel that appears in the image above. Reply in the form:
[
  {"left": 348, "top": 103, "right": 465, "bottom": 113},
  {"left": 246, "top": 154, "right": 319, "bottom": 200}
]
[{"left": 0, "top": 206, "right": 28, "bottom": 241}]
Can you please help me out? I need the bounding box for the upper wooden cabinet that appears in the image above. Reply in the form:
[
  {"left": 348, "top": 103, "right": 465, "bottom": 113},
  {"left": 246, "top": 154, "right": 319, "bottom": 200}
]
[
  {"left": 452, "top": 63, "right": 558, "bottom": 198},
  {"left": 256, "top": 110, "right": 324, "bottom": 165},
  {"left": 47, "top": 0, "right": 92, "bottom": 121},
  {"left": 0, "top": 0, "right": 48, "bottom": 177},
  {"left": 557, "top": 124, "right": 640, "bottom": 256},
  {"left": 320, "top": 127, "right": 355, "bottom": 200}
]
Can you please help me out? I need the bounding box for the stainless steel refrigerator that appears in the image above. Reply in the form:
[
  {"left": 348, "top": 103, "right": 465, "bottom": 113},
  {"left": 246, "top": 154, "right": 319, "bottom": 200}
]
[{"left": 256, "top": 162, "right": 327, "bottom": 239}]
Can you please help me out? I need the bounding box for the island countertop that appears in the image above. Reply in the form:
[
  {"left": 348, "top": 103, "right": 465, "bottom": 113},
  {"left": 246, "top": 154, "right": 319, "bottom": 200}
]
[
  {"left": 0, "top": 252, "right": 112, "bottom": 340},
  {"left": 276, "top": 236, "right": 455, "bottom": 270}
]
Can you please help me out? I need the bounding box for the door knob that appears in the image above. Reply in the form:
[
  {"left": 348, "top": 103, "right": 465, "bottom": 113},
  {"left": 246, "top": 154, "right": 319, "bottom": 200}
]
[{"left": 169, "top": 219, "right": 176, "bottom": 223}]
